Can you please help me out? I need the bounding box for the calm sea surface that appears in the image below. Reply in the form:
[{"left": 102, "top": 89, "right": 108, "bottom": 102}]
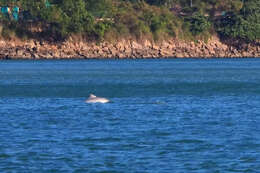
[{"left": 0, "top": 59, "right": 260, "bottom": 172}]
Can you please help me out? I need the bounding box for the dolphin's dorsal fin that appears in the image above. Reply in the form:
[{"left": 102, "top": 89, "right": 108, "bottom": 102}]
[{"left": 89, "top": 94, "right": 96, "bottom": 98}]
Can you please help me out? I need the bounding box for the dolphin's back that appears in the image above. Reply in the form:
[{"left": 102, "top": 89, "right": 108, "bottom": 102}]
[
  {"left": 86, "top": 94, "right": 109, "bottom": 103},
  {"left": 89, "top": 94, "right": 97, "bottom": 98}
]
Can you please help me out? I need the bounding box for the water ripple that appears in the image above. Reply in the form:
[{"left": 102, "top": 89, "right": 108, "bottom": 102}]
[{"left": 1, "top": 59, "right": 260, "bottom": 172}]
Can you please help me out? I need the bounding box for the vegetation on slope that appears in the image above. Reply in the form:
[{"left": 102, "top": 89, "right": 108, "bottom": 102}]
[{"left": 0, "top": 0, "right": 259, "bottom": 43}]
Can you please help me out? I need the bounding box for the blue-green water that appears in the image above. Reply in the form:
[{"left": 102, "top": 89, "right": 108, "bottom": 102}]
[{"left": 0, "top": 59, "right": 260, "bottom": 172}]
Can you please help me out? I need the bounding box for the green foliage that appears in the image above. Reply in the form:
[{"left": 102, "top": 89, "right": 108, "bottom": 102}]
[
  {"left": 0, "top": 0, "right": 258, "bottom": 42},
  {"left": 20, "top": 0, "right": 47, "bottom": 20},
  {"left": 61, "top": 0, "right": 93, "bottom": 33},
  {"left": 93, "top": 21, "right": 112, "bottom": 41},
  {"left": 216, "top": 12, "right": 260, "bottom": 41},
  {"left": 42, "top": 0, "right": 95, "bottom": 40},
  {"left": 112, "top": 3, "right": 151, "bottom": 39},
  {"left": 1, "top": 25, "right": 15, "bottom": 39},
  {"left": 86, "top": 0, "right": 115, "bottom": 17},
  {"left": 216, "top": 0, "right": 260, "bottom": 41},
  {"left": 185, "top": 12, "right": 211, "bottom": 36}
]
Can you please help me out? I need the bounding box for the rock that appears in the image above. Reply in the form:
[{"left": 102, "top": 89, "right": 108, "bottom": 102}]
[
  {"left": 0, "top": 37, "right": 258, "bottom": 59},
  {"left": 97, "top": 48, "right": 104, "bottom": 54},
  {"left": 31, "top": 53, "right": 39, "bottom": 59},
  {"left": 0, "top": 41, "right": 6, "bottom": 46},
  {"left": 160, "top": 49, "right": 172, "bottom": 57},
  {"left": 103, "top": 47, "right": 110, "bottom": 53},
  {"left": 131, "top": 41, "right": 142, "bottom": 49},
  {"left": 256, "top": 46, "right": 260, "bottom": 53},
  {"left": 115, "top": 42, "right": 125, "bottom": 51},
  {"left": 161, "top": 41, "right": 169, "bottom": 49},
  {"left": 32, "top": 47, "right": 38, "bottom": 52},
  {"left": 124, "top": 47, "right": 132, "bottom": 54},
  {"left": 109, "top": 47, "right": 116, "bottom": 55},
  {"left": 175, "top": 53, "right": 184, "bottom": 58},
  {"left": 16, "top": 49, "right": 24, "bottom": 57},
  {"left": 117, "top": 53, "right": 125, "bottom": 59},
  {"left": 152, "top": 44, "right": 160, "bottom": 50},
  {"left": 144, "top": 40, "right": 152, "bottom": 48}
]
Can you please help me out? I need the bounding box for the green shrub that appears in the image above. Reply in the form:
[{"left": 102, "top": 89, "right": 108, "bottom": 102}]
[
  {"left": 185, "top": 12, "right": 211, "bottom": 36},
  {"left": 93, "top": 21, "right": 112, "bottom": 41},
  {"left": 115, "top": 23, "right": 129, "bottom": 37}
]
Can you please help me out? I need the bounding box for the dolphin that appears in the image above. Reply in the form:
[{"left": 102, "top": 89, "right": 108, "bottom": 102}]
[{"left": 85, "top": 94, "right": 110, "bottom": 103}]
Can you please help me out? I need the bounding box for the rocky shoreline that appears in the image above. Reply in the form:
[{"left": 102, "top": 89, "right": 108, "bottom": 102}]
[{"left": 0, "top": 36, "right": 259, "bottom": 59}]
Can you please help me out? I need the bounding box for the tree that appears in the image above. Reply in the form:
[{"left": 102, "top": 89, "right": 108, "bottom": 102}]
[
  {"left": 186, "top": 12, "right": 211, "bottom": 35},
  {"left": 216, "top": 0, "right": 260, "bottom": 42}
]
